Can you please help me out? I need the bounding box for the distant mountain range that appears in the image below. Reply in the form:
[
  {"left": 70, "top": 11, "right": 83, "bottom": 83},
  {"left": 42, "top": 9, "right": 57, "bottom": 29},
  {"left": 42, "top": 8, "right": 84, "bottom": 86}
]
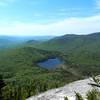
[
  {"left": 0, "top": 36, "right": 55, "bottom": 49},
  {"left": 31, "top": 32, "right": 100, "bottom": 65},
  {"left": 0, "top": 36, "right": 55, "bottom": 42},
  {"left": 33, "top": 32, "right": 100, "bottom": 53},
  {"left": 1, "top": 32, "right": 100, "bottom": 99}
]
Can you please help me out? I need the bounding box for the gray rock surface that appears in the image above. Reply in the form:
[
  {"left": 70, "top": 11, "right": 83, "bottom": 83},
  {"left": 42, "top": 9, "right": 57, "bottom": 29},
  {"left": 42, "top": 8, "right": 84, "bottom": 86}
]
[{"left": 26, "top": 78, "right": 95, "bottom": 100}]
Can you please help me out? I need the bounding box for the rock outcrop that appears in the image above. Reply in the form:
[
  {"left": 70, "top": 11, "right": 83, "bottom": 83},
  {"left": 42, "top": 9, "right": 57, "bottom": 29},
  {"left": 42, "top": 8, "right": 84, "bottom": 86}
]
[{"left": 27, "top": 78, "right": 95, "bottom": 100}]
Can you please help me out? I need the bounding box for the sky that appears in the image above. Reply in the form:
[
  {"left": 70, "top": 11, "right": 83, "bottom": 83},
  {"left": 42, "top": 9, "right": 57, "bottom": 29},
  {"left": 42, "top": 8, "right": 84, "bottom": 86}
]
[{"left": 0, "top": 0, "right": 100, "bottom": 36}]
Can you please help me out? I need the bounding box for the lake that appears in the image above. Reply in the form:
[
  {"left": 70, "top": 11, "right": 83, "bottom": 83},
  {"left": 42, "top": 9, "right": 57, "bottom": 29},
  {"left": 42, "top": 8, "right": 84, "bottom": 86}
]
[{"left": 37, "top": 58, "right": 63, "bottom": 69}]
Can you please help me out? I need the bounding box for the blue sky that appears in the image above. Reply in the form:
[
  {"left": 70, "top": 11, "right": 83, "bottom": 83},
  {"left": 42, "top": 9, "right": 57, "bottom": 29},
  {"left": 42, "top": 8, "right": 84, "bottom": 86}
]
[{"left": 0, "top": 0, "right": 100, "bottom": 36}]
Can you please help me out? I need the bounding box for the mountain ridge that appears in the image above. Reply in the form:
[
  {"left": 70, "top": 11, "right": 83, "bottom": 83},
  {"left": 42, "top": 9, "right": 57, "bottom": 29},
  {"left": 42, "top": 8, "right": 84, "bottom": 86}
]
[{"left": 33, "top": 32, "right": 100, "bottom": 52}]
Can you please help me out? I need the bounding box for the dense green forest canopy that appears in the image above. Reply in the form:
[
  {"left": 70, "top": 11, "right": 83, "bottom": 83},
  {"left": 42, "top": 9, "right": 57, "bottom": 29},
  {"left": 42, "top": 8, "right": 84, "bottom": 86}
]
[
  {"left": 32, "top": 32, "right": 100, "bottom": 65},
  {"left": 0, "top": 47, "right": 80, "bottom": 100},
  {"left": 1, "top": 33, "right": 100, "bottom": 100}
]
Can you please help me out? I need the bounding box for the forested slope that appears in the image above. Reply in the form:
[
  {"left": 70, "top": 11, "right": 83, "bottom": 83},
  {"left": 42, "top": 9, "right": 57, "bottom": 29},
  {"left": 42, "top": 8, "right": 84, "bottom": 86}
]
[{"left": 0, "top": 47, "right": 79, "bottom": 100}]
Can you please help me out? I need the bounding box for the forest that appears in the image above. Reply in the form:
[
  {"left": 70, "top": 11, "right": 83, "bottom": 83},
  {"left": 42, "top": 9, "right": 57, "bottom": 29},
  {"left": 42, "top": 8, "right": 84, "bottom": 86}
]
[
  {"left": 0, "top": 47, "right": 80, "bottom": 100},
  {"left": 1, "top": 33, "right": 100, "bottom": 100}
]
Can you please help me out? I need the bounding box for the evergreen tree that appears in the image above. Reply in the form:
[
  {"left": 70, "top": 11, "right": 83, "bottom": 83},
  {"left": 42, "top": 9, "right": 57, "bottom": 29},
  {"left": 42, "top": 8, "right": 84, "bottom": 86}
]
[
  {"left": 0, "top": 74, "right": 5, "bottom": 100},
  {"left": 64, "top": 96, "right": 68, "bottom": 100},
  {"left": 75, "top": 92, "right": 84, "bottom": 100}
]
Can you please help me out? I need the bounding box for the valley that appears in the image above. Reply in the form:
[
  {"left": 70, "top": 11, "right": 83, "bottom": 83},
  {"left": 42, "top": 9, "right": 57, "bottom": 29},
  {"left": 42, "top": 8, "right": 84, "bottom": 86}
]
[
  {"left": 0, "top": 33, "right": 100, "bottom": 100},
  {"left": 0, "top": 0, "right": 100, "bottom": 99}
]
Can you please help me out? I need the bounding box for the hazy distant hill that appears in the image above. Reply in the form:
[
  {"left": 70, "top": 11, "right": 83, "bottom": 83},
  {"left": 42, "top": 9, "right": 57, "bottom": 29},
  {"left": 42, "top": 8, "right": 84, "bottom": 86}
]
[
  {"left": 32, "top": 32, "right": 100, "bottom": 65},
  {"left": 33, "top": 32, "right": 100, "bottom": 52},
  {"left": 0, "top": 36, "right": 54, "bottom": 49},
  {"left": 1, "top": 33, "right": 100, "bottom": 99}
]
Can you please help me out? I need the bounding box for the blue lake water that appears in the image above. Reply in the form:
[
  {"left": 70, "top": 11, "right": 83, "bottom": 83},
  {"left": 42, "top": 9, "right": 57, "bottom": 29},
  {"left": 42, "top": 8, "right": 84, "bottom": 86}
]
[{"left": 37, "top": 58, "right": 62, "bottom": 69}]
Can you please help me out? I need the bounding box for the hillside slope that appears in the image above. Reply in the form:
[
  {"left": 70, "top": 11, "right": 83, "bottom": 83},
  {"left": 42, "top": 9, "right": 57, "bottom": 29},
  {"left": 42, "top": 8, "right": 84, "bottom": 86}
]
[
  {"left": 0, "top": 47, "right": 79, "bottom": 100},
  {"left": 33, "top": 32, "right": 100, "bottom": 52},
  {"left": 32, "top": 32, "right": 100, "bottom": 65}
]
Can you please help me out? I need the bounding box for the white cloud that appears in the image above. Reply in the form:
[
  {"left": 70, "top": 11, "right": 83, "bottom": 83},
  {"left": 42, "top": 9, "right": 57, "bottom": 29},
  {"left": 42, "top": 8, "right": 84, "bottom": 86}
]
[
  {"left": 33, "top": 13, "right": 42, "bottom": 17},
  {"left": 95, "top": 0, "right": 100, "bottom": 9},
  {"left": 0, "top": 0, "right": 15, "bottom": 6},
  {"left": 0, "top": 2, "right": 6, "bottom": 6},
  {"left": 0, "top": 15, "right": 100, "bottom": 36},
  {"left": 0, "top": 0, "right": 15, "bottom": 3}
]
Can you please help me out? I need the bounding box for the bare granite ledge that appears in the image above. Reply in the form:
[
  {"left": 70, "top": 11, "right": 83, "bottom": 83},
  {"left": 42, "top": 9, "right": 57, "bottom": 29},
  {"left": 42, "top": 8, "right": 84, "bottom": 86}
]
[{"left": 26, "top": 78, "right": 96, "bottom": 100}]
